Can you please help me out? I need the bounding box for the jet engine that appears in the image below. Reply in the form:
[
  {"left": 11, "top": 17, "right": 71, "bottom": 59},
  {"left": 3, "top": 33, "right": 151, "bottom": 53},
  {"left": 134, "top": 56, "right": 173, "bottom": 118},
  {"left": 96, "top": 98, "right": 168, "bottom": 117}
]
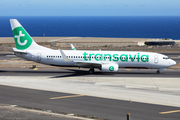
[{"left": 101, "top": 63, "right": 119, "bottom": 72}]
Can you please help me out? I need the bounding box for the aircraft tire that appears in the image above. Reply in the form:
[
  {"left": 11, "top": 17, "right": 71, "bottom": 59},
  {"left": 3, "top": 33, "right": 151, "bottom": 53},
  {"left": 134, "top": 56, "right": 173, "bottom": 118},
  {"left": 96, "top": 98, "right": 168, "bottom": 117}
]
[{"left": 156, "top": 70, "right": 160, "bottom": 74}]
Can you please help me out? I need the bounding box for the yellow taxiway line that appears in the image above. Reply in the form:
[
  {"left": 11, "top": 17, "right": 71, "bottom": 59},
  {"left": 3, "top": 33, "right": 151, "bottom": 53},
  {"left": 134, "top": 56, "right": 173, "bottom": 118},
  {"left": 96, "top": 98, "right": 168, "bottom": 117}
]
[
  {"left": 159, "top": 110, "right": 180, "bottom": 114},
  {"left": 33, "top": 68, "right": 38, "bottom": 70},
  {"left": 167, "top": 69, "right": 174, "bottom": 71},
  {"left": 125, "top": 69, "right": 131, "bottom": 71},
  {"left": 11, "top": 58, "right": 20, "bottom": 60},
  {"left": 50, "top": 94, "right": 85, "bottom": 100}
]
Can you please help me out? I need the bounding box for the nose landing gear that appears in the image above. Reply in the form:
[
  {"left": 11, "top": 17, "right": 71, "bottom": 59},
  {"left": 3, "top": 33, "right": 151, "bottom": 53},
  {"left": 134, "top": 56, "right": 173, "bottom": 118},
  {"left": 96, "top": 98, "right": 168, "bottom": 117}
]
[{"left": 156, "top": 68, "right": 166, "bottom": 74}]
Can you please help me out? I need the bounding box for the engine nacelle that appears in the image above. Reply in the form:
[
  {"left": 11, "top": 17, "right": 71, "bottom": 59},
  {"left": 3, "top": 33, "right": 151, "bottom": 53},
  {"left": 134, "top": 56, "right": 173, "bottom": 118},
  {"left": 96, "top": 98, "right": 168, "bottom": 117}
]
[{"left": 101, "top": 64, "right": 119, "bottom": 72}]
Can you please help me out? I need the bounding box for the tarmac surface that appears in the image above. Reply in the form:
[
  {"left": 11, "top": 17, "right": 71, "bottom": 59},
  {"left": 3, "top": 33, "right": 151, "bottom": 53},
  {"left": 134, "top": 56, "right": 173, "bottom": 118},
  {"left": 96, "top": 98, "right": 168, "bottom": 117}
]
[
  {"left": 0, "top": 68, "right": 180, "bottom": 120},
  {"left": 0, "top": 84, "right": 180, "bottom": 120}
]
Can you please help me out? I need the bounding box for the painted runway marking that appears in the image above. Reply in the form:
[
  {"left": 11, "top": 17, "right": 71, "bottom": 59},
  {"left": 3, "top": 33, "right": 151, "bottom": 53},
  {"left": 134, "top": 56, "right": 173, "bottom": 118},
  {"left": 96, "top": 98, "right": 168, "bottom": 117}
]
[
  {"left": 33, "top": 68, "right": 38, "bottom": 70},
  {"left": 159, "top": 110, "right": 180, "bottom": 114},
  {"left": 125, "top": 69, "right": 131, "bottom": 71},
  {"left": 11, "top": 58, "right": 20, "bottom": 60},
  {"left": 50, "top": 94, "right": 85, "bottom": 99},
  {"left": 167, "top": 69, "right": 174, "bottom": 71}
]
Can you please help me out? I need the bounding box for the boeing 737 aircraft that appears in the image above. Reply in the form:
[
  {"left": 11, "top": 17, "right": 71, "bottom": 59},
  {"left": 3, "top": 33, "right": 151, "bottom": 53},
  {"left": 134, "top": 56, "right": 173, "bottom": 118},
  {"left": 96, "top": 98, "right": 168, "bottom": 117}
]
[{"left": 10, "top": 19, "right": 176, "bottom": 74}]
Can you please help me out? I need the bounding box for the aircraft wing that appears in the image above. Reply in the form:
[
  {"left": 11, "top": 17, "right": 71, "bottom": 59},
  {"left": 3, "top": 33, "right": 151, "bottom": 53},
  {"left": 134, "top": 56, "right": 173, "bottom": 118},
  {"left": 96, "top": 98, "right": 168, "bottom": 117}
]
[
  {"left": 60, "top": 49, "right": 73, "bottom": 62},
  {"left": 74, "top": 60, "right": 102, "bottom": 65},
  {"left": 60, "top": 49, "right": 106, "bottom": 67}
]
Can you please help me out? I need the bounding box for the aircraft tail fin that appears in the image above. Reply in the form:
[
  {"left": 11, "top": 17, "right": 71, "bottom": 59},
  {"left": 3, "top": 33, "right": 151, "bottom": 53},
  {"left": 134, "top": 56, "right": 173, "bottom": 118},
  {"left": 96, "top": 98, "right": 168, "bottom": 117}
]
[{"left": 10, "top": 19, "right": 41, "bottom": 50}]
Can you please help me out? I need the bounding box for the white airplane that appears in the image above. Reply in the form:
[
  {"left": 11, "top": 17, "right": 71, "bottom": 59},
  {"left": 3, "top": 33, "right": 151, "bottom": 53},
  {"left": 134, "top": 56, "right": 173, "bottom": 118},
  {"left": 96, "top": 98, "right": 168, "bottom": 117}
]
[{"left": 10, "top": 19, "right": 176, "bottom": 74}]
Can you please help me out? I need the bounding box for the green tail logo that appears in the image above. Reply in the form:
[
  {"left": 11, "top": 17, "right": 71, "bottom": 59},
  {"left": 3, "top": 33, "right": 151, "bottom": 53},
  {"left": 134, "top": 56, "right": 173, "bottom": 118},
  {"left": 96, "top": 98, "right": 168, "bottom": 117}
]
[{"left": 12, "top": 27, "right": 32, "bottom": 50}]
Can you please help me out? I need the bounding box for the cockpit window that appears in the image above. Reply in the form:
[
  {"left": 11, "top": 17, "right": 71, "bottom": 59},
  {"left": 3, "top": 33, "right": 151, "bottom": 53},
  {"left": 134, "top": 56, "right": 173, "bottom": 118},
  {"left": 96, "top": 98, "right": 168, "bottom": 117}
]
[{"left": 163, "top": 57, "right": 169, "bottom": 60}]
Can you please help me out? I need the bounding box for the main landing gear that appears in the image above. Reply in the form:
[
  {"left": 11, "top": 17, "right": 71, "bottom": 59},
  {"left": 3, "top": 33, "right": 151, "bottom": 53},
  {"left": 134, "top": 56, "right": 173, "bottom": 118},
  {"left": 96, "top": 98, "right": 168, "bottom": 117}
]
[
  {"left": 89, "top": 67, "right": 94, "bottom": 74},
  {"left": 156, "top": 70, "right": 160, "bottom": 74}
]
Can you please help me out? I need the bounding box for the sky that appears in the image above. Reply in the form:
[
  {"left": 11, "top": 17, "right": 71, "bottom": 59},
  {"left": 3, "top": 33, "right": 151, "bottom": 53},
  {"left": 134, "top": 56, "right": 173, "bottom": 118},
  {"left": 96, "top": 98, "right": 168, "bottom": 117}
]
[{"left": 0, "top": 0, "right": 180, "bottom": 16}]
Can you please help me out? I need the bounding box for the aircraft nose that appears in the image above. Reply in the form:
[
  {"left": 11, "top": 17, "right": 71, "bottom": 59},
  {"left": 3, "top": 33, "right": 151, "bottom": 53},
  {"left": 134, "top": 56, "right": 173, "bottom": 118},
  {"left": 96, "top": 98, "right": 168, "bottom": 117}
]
[{"left": 171, "top": 59, "right": 176, "bottom": 66}]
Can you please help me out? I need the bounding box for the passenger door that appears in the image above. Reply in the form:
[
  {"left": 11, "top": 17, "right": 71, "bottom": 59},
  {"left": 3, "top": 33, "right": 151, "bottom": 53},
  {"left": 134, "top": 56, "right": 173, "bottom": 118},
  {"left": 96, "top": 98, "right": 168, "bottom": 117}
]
[{"left": 154, "top": 55, "right": 158, "bottom": 63}]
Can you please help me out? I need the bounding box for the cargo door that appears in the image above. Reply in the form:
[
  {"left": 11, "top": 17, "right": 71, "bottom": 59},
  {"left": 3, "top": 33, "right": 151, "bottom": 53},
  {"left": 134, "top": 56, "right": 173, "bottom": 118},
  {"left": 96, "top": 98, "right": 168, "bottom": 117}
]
[{"left": 37, "top": 53, "right": 41, "bottom": 61}]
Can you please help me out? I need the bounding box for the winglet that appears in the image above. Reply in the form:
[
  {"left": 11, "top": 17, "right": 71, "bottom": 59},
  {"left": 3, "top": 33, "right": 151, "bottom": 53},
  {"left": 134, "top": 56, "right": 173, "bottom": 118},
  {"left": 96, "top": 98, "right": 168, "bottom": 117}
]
[
  {"left": 70, "top": 44, "right": 76, "bottom": 50},
  {"left": 59, "top": 49, "right": 72, "bottom": 62}
]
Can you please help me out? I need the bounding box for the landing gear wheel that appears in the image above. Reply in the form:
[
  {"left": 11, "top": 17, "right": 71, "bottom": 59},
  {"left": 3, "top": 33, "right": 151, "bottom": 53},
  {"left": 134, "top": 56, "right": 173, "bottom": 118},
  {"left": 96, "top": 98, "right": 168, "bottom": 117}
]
[
  {"left": 89, "top": 68, "right": 94, "bottom": 74},
  {"left": 156, "top": 70, "right": 160, "bottom": 74}
]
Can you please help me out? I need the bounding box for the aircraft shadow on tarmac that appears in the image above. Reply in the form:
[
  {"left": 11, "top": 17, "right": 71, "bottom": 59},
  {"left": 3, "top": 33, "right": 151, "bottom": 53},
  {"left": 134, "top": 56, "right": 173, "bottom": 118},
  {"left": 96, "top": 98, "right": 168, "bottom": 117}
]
[
  {"left": 0, "top": 69, "right": 166, "bottom": 78},
  {"left": 50, "top": 69, "right": 158, "bottom": 78}
]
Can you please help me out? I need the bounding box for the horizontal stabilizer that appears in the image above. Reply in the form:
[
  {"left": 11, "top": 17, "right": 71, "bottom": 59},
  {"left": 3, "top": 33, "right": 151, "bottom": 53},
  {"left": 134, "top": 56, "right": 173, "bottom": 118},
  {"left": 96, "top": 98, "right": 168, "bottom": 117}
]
[{"left": 13, "top": 48, "right": 27, "bottom": 54}]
